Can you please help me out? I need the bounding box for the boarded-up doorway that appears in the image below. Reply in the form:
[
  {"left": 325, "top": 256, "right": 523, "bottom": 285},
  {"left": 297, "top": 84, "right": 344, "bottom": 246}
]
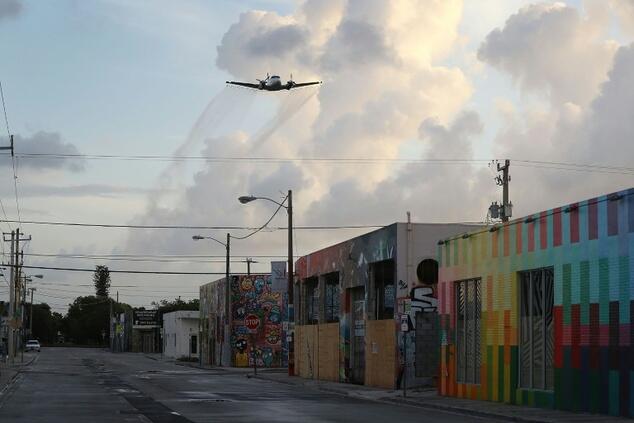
[{"left": 350, "top": 287, "right": 365, "bottom": 384}]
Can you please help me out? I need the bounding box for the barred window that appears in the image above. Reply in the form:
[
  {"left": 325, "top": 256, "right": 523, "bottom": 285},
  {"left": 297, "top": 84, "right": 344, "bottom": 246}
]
[
  {"left": 324, "top": 272, "right": 340, "bottom": 323},
  {"left": 304, "top": 277, "right": 319, "bottom": 325},
  {"left": 519, "top": 268, "right": 554, "bottom": 391},
  {"left": 455, "top": 278, "right": 481, "bottom": 384}
]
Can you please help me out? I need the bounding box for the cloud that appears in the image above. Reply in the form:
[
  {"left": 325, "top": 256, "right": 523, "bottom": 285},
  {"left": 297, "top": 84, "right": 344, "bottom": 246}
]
[
  {"left": 127, "top": 0, "right": 474, "bottom": 267},
  {"left": 246, "top": 24, "right": 308, "bottom": 57},
  {"left": 2, "top": 184, "right": 150, "bottom": 198},
  {"left": 0, "top": 132, "right": 84, "bottom": 172},
  {"left": 0, "top": 0, "right": 21, "bottom": 21},
  {"left": 492, "top": 42, "right": 634, "bottom": 215},
  {"left": 320, "top": 20, "right": 395, "bottom": 70},
  {"left": 478, "top": 2, "right": 617, "bottom": 106}
]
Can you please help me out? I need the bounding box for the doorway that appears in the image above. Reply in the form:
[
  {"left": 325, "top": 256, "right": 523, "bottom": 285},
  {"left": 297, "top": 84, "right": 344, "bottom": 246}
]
[{"left": 349, "top": 287, "right": 365, "bottom": 384}]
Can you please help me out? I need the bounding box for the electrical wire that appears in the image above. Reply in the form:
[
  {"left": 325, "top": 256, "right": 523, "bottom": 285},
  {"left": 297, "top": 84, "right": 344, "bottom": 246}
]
[
  {"left": 11, "top": 153, "right": 634, "bottom": 175},
  {"left": 6, "top": 264, "right": 248, "bottom": 275},
  {"left": 231, "top": 194, "right": 286, "bottom": 240},
  {"left": 0, "top": 219, "right": 388, "bottom": 230}
]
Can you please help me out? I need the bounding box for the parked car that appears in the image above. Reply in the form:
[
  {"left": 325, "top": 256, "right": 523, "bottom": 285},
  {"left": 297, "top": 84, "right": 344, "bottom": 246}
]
[{"left": 25, "top": 340, "right": 40, "bottom": 352}]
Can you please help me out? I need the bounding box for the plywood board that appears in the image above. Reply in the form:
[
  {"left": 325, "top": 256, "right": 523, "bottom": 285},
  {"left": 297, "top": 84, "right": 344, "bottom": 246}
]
[{"left": 365, "top": 320, "right": 396, "bottom": 388}]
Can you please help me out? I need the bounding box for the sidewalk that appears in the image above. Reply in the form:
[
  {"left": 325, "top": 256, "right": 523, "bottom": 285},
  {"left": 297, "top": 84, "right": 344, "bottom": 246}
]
[
  {"left": 0, "top": 352, "right": 37, "bottom": 395},
  {"left": 143, "top": 354, "right": 628, "bottom": 422},
  {"left": 254, "top": 371, "right": 628, "bottom": 423}
]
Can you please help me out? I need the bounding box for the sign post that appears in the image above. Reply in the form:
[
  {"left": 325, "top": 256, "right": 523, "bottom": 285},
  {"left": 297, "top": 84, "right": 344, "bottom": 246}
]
[
  {"left": 400, "top": 314, "right": 411, "bottom": 398},
  {"left": 245, "top": 314, "right": 260, "bottom": 376}
]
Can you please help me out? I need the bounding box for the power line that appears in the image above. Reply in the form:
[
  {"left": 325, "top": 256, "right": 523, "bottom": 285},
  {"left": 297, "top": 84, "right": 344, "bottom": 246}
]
[
  {"left": 23, "top": 252, "right": 293, "bottom": 259},
  {"left": 0, "top": 219, "right": 387, "bottom": 230},
  {"left": 23, "top": 253, "right": 274, "bottom": 264},
  {"left": 0, "top": 81, "right": 15, "bottom": 236},
  {"left": 10, "top": 153, "right": 634, "bottom": 175},
  {"left": 8, "top": 264, "right": 247, "bottom": 275},
  {"left": 0, "top": 82, "right": 21, "bottom": 228}
]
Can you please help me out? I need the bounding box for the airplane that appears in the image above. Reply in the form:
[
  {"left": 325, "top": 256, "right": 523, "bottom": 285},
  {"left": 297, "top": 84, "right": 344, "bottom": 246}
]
[{"left": 226, "top": 73, "right": 322, "bottom": 91}]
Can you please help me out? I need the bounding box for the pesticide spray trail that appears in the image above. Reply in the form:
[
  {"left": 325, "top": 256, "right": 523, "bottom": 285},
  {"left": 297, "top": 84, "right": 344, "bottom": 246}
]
[
  {"left": 249, "top": 88, "right": 318, "bottom": 152},
  {"left": 149, "top": 87, "right": 256, "bottom": 210}
]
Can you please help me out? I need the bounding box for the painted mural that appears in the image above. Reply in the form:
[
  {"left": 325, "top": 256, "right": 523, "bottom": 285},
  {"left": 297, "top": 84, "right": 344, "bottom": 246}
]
[
  {"left": 439, "top": 187, "right": 634, "bottom": 418},
  {"left": 296, "top": 225, "right": 397, "bottom": 382},
  {"left": 230, "top": 275, "right": 285, "bottom": 367}
]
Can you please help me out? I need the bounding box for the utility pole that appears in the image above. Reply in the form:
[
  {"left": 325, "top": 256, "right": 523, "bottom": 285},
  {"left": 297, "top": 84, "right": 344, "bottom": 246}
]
[
  {"left": 7, "top": 230, "right": 15, "bottom": 364},
  {"left": 287, "top": 189, "right": 294, "bottom": 376},
  {"left": 225, "top": 232, "right": 230, "bottom": 366},
  {"left": 489, "top": 160, "right": 512, "bottom": 222},
  {"left": 243, "top": 258, "right": 257, "bottom": 276},
  {"left": 0, "top": 134, "right": 13, "bottom": 156}
]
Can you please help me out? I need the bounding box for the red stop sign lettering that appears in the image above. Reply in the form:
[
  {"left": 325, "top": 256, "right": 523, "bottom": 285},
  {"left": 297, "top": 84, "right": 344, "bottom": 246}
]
[{"left": 245, "top": 314, "right": 260, "bottom": 330}]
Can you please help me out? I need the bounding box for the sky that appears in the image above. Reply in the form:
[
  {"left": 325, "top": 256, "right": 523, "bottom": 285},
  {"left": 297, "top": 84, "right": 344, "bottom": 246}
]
[{"left": 0, "top": 0, "right": 633, "bottom": 313}]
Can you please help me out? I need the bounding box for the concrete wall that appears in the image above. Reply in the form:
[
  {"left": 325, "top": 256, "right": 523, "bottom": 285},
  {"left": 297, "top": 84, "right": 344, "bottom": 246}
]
[
  {"left": 163, "top": 311, "right": 199, "bottom": 359},
  {"left": 200, "top": 278, "right": 228, "bottom": 366},
  {"left": 439, "top": 187, "right": 634, "bottom": 418}
]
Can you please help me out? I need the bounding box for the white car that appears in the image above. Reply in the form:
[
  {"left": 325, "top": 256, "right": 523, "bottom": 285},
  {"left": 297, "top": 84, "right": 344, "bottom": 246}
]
[{"left": 25, "top": 340, "right": 40, "bottom": 352}]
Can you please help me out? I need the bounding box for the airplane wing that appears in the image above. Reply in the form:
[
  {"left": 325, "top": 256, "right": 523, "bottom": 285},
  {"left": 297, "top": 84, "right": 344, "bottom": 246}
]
[
  {"left": 292, "top": 81, "right": 322, "bottom": 88},
  {"left": 226, "top": 81, "right": 260, "bottom": 89}
]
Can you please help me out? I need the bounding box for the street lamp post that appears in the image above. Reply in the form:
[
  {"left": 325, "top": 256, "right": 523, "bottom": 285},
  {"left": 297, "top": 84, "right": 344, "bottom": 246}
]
[
  {"left": 193, "top": 233, "right": 230, "bottom": 366},
  {"left": 238, "top": 189, "right": 294, "bottom": 375}
]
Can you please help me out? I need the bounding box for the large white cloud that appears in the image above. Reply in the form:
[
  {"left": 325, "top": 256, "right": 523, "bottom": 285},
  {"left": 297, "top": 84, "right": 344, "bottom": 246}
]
[{"left": 478, "top": 2, "right": 617, "bottom": 106}]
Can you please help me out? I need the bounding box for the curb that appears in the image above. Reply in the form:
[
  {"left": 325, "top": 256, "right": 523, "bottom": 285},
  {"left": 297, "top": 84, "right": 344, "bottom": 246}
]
[
  {"left": 379, "top": 396, "right": 545, "bottom": 423},
  {"left": 251, "top": 373, "right": 553, "bottom": 423}
]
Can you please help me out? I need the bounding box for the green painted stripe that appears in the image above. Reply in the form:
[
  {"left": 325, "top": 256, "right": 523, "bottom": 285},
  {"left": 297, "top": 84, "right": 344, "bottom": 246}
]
[
  {"left": 510, "top": 346, "right": 518, "bottom": 405},
  {"left": 599, "top": 258, "right": 610, "bottom": 324},
  {"left": 619, "top": 256, "right": 629, "bottom": 323},
  {"left": 590, "top": 370, "right": 600, "bottom": 414},
  {"left": 609, "top": 370, "right": 619, "bottom": 416},
  {"left": 498, "top": 345, "right": 504, "bottom": 402},
  {"left": 554, "top": 368, "right": 563, "bottom": 409},
  {"left": 580, "top": 261, "right": 590, "bottom": 325},
  {"left": 563, "top": 263, "right": 572, "bottom": 325},
  {"left": 487, "top": 345, "right": 493, "bottom": 400}
]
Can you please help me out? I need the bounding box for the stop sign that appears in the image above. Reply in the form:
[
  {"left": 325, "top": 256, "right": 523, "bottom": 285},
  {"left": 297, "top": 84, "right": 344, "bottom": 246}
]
[{"left": 244, "top": 314, "right": 260, "bottom": 331}]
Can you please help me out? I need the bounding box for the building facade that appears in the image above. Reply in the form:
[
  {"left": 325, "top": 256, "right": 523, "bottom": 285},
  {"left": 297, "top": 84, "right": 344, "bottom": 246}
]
[
  {"left": 200, "top": 266, "right": 288, "bottom": 367},
  {"left": 438, "top": 187, "right": 634, "bottom": 418},
  {"left": 294, "top": 222, "right": 478, "bottom": 388},
  {"left": 163, "top": 310, "right": 199, "bottom": 360},
  {"left": 131, "top": 309, "right": 161, "bottom": 353}
]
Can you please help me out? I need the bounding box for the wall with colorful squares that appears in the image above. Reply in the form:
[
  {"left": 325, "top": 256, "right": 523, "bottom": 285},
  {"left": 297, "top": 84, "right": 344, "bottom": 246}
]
[{"left": 438, "top": 187, "right": 634, "bottom": 418}]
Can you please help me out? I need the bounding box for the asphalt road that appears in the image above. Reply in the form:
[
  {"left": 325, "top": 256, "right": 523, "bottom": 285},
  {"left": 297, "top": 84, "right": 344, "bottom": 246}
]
[{"left": 0, "top": 348, "right": 491, "bottom": 422}]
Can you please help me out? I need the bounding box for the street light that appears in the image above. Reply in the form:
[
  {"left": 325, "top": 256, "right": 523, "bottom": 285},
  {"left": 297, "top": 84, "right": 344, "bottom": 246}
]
[
  {"left": 238, "top": 189, "right": 294, "bottom": 375},
  {"left": 192, "top": 233, "right": 231, "bottom": 366}
]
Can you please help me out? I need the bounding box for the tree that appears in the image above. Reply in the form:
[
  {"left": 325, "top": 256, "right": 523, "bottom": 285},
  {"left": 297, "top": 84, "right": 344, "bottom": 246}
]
[
  {"left": 28, "top": 303, "right": 63, "bottom": 343},
  {"left": 151, "top": 297, "right": 199, "bottom": 322},
  {"left": 93, "top": 265, "right": 111, "bottom": 298},
  {"left": 62, "top": 295, "right": 131, "bottom": 346}
]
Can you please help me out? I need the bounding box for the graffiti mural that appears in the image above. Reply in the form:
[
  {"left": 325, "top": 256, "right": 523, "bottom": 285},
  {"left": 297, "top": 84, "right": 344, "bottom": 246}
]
[
  {"left": 230, "top": 274, "right": 285, "bottom": 367},
  {"left": 410, "top": 286, "right": 438, "bottom": 313}
]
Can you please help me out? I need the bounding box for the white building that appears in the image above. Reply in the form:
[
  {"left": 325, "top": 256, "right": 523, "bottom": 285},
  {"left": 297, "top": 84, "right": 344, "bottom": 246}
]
[{"left": 162, "top": 310, "right": 199, "bottom": 359}]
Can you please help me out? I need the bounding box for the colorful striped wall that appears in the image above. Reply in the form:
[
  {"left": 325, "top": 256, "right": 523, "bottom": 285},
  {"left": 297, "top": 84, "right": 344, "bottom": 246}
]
[{"left": 438, "top": 188, "right": 634, "bottom": 418}]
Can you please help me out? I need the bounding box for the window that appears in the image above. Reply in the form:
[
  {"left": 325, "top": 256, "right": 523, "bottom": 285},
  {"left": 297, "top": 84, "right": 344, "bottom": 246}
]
[
  {"left": 456, "top": 278, "right": 481, "bottom": 384},
  {"left": 304, "top": 277, "right": 319, "bottom": 325},
  {"left": 371, "top": 259, "right": 395, "bottom": 320},
  {"left": 324, "top": 272, "right": 340, "bottom": 323},
  {"left": 191, "top": 335, "right": 198, "bottom": 355},
  {"left": 519, "top": 267, "right": 554, "bottom": 391}
]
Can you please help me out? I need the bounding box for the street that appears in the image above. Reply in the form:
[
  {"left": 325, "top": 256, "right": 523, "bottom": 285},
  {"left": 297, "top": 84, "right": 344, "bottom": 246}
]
[{"left": 0, "top": 348, "right": 490, "bottom": 422}]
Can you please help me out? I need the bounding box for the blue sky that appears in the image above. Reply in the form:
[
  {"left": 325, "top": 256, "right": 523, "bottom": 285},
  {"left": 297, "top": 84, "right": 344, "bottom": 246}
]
[{"left": 1, "top": 0, "right": 633, "bottom": 311}]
